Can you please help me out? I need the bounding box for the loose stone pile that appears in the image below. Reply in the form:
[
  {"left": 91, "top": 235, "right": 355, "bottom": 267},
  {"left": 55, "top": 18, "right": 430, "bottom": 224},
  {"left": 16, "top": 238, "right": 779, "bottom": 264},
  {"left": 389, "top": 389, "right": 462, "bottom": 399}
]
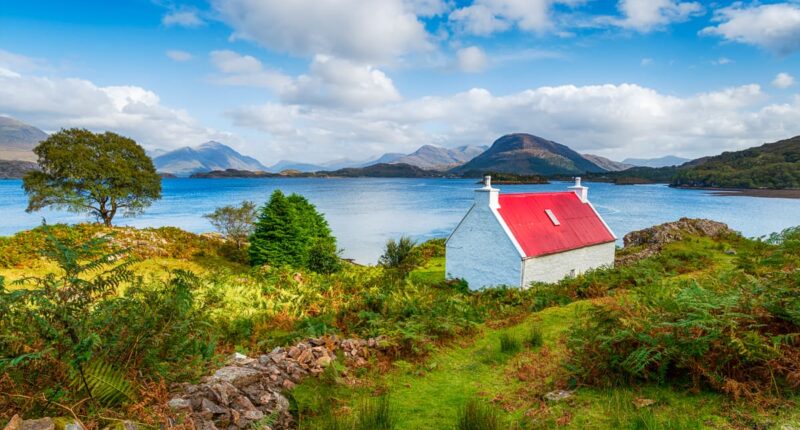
[{"left": 168, "top": 336, "right": 384, "bottom": 430}]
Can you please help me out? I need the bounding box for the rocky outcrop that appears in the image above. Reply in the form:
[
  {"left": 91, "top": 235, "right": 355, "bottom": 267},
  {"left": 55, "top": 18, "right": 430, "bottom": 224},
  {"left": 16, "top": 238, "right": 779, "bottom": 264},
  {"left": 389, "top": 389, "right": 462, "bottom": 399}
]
[
  {"left": 168, "top": 337, "right": 383, "bottom": 430},
  {"left": 617, "top": 218, "right": 734, "bottom": 265}
]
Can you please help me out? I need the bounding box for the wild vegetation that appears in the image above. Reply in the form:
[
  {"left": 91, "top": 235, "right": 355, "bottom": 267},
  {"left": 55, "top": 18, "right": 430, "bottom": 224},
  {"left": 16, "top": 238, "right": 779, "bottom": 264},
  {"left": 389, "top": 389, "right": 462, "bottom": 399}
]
[{"left": 1, "top": 205, "right": 798, "bottom": 429}]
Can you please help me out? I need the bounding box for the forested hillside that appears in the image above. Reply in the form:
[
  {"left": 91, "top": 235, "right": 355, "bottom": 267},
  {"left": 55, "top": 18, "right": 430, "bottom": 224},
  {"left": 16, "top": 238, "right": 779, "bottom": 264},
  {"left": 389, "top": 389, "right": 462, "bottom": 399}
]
[{"left": 672, "top": 135, "right": 800, "bottom": 189}]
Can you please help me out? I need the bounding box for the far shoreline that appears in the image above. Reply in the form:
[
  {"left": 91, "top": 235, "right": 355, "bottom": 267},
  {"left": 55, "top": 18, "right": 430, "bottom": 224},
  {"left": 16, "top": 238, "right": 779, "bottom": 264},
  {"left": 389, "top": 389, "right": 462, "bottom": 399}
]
[{"left": 676, "top": 186, "right": 800, "bottom": 199}]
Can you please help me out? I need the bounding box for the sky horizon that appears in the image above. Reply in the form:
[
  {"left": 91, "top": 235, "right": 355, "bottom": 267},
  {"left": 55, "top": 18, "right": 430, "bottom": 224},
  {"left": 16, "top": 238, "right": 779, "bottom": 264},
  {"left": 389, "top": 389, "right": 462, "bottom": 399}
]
[{"left": 1, "top": 0, "right": 800, "bottom": 165}]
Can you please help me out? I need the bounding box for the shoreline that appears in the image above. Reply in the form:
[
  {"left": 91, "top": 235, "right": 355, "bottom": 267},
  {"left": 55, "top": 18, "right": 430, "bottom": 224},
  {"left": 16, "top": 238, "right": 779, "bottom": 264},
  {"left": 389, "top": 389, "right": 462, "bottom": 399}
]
[{"left": 676, "top": 186, "right": 800, "bottom": 199}]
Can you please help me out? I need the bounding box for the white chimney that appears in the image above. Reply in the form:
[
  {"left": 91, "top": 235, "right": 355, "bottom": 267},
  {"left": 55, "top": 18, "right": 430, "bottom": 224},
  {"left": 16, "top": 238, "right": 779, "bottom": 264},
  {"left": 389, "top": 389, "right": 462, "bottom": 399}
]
[
  {"left": 475, "top": 174, "right": 499, "bottom": 209},
  {"left": 570, "top": 176, "right": 588, "bottom": 203}
]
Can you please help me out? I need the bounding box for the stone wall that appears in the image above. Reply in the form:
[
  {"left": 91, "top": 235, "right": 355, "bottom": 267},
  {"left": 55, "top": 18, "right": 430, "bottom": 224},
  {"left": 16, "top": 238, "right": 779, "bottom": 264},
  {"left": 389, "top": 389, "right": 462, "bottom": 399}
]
[{"left": 168, "top": 337, "right": 382, "bottom": 430}]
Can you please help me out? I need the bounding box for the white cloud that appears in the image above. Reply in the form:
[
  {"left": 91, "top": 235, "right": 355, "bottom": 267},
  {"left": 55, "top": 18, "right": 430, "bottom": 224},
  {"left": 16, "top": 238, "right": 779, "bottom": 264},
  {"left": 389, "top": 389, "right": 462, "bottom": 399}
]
[
  {"left": 403, "top": 0, "right": 451, "bottom": 16},
  {"left": 640, "top": 58, "right": 654, "bottom": 66},
  {"left": 212, "top": 0, "right": 432, "bottom": 63},
  {"left": 449, "top": 0, "right": 559, "bottom": 35},
  {"left": 0, "top": 61, "right": 226, "bottom": 150},
  {"left": 614, "top": 0, "right": 703, "bottom": 32},
  {"left": 701, "top": 3, "right": 800, "bottom": 55},
  {"left": 456, "top": 46, "right": 488, "bottom": 72},
  {"left": 449, "top": 4, "right": 513, "bottom": 35},
  {"left": 162, "top": 10, "right": 204, "bottom": 27},
  {"left": 166, "top": 50, "right": 193, "bottom": 62},
  {"left": 712, "top": 57, "right": 732, "bottom": 65},
  {"left": 228, "top": 81, "right": 800, "bottom": 162},
  {"left": 209, "top": 50, "right": 291, "bottom": 90},
  {"left": 282, "top": 56, "right": 402, "bottom": 109},
  {"left": 209, "top": 51, "right": 401, "bottom": 110},
  {"left": 773, "top": 72, "right": 795, "bottom": 89}
]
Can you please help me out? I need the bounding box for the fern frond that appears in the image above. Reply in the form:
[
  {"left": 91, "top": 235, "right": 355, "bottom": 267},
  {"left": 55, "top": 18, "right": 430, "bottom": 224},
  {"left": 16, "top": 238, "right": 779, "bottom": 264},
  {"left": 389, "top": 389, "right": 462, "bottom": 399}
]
[{"left": 72, "top": 360, "right": 137, "bottom": 406}]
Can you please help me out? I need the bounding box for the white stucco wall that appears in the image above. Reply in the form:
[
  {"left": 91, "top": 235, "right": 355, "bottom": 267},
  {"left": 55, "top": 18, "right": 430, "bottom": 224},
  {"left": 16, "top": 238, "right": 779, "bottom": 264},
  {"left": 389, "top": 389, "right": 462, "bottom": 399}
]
[
  {"left": 446, "top": 204, "right": 522, "bottom": 289},
  {"left": 521, "top": 241, "right": 616, "bottom": 287}
]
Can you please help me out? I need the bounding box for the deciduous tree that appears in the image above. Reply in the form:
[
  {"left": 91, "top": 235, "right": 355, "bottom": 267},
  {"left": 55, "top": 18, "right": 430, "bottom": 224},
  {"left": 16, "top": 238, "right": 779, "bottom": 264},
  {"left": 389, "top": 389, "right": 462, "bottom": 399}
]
[{"left": 23, "top": 129, "right": 161, "bottom": 227}]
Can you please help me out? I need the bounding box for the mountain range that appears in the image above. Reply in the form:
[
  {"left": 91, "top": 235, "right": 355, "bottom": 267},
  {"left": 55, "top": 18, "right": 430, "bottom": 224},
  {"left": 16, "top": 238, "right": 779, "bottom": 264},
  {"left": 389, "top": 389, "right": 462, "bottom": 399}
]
[
  {"left": 152, "top": 141, "right": 269, "bottom": 176},
  {"left": 622, "top": 155, "right": 690, "bottom": 168},
  {"left": 268, "top": 145, "right": 487, "bottom": 173},
  {"left": 3, "top": 116, "right": 719, "bottom": 181}
]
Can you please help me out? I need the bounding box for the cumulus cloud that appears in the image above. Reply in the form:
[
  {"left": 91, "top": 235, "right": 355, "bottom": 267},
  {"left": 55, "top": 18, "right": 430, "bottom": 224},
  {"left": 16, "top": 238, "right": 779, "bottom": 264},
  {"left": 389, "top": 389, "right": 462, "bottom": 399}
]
[
  {"left": 162, "top": 9, "right": 204, "bottom": 27},
  {"left": 228, "top": 82, "right": 800, "bottom": 162},
  {"left": 209, "top": 50, "right": 291, "bottom": 90},
  {"left": 773, "top": 72, "right": 795, "bottom": 89},
  {"left": 449, "top": 0, "right": 559, "bottom": 35},
  {"left": 615, "top": 0, "right": 703, "bottom": 32},
  {"left": 403, "top": 0, "right": 451, "bottom": 16},
  {"left": 282, "top": 56, "right": 402, "bottom": 109},
  {"left": 701, "top": 3, "right": 800, "bottom": 55},
  {"left": 208, "top": 51, "right": 401, "bottom": 110},
  {"left": 166, "top": 50, "right": 193, "bottom": 62},
  {"left": 456, "top": 46, "right": 488, "bottom": 72},
  {"left": 211, "top": 0, "right": 432, "bottom": 63},
  {"left": 0, "top": 61, "right": 226, "bottom": 150}
]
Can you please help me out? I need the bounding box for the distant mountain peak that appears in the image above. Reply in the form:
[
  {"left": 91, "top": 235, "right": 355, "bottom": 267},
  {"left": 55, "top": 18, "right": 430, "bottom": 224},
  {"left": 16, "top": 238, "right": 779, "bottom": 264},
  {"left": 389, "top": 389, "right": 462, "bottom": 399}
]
[
  {"left": 0, "top": 116, "right": 49, "bottom": 162},
  {"left": 153, "top": 141, "right": 267, "bottom": 176},
  {"left": 452, "top": 133, "right": 606, "bottom": 176}
]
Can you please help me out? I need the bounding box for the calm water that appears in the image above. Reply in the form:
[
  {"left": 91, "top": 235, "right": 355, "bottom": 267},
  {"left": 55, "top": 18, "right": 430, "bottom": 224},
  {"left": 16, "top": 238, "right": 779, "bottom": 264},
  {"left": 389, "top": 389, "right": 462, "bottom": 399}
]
[{"left": 1, "top": 178, "right": 799, "bottom": 263}]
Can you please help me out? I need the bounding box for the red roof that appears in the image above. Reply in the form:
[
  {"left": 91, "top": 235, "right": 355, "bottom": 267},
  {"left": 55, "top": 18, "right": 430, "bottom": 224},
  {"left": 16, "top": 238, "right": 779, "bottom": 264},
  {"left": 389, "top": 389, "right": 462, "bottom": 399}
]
[{"left": 496, "top": 191, "right": 615, "bottom": 258}]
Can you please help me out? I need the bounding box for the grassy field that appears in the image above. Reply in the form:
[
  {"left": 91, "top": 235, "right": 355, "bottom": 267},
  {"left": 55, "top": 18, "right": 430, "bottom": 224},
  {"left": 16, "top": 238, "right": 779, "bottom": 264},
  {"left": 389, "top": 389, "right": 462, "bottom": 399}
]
[
  {"left": 2, "top": 223, "right": 799, "bottom": 429},
  {"left": 292, "top": 244, "right": 800, "bottom": 430}
]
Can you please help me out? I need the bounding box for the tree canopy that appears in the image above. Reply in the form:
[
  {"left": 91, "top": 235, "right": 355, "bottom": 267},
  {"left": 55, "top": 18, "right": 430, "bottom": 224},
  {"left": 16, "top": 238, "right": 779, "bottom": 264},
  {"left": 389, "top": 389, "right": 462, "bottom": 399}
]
[
  {"left": 23, "top": 129, "right": 161, "bottom": 226},
  {"left": 249, "top": 190, "right": 340, "bottom": 273},
  {"left": 204, "top": 201, "right": 258, "bottom": 250}
]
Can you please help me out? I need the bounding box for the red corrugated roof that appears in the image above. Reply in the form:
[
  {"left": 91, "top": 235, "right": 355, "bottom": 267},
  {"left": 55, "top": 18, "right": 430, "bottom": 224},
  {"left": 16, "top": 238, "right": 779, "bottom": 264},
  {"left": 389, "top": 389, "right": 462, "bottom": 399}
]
[{"left": 496, "top": 191, "right": 614, "bottom": 258}]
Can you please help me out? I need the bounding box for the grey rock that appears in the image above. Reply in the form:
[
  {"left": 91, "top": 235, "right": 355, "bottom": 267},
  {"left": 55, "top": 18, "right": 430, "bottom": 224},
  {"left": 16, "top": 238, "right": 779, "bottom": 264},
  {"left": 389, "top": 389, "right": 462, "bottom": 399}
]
[
  {"left": 543, "top": 390, "right": 573, "bottom": 402},
  {"left": 202, "top": 398, "right": 228, "bottom": 415},
  {"left": 21, "top": 418, "right": 54, "bottom": 430},
  {"left": 212, "top": 366, "right": 262, "bottom": 388},
  {"left": 168, "top": 397, "right": 192, "bottom": 410}
]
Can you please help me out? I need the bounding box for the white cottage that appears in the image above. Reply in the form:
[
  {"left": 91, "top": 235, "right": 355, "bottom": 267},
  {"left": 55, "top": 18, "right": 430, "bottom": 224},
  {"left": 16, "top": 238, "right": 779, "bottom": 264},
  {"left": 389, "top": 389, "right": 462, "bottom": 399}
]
[{"left": 446, "top": 176, "right": 616, "bottom": 289}]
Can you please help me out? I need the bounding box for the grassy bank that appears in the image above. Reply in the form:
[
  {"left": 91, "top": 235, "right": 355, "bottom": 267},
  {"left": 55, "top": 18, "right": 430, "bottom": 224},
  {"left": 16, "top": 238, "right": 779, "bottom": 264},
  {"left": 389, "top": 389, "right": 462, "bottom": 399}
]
[{"left": 1, "top": 222, "right": 799, "bottom": 429}]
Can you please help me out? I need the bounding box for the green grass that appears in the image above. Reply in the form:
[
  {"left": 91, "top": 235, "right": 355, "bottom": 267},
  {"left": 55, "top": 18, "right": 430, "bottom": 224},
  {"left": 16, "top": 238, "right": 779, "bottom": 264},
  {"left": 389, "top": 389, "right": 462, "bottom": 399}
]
[
  {"left": 295, "top": 295, "right": 800, "bottom": 429},
  {"left": 455, "top": 398, "right": 502, "bottom": 430},
  {"left": 408, "top": 256, "right": 445, "bottom": 284},
  {"left": 524, "top": 324, "right": 543, "bottom": 348}
]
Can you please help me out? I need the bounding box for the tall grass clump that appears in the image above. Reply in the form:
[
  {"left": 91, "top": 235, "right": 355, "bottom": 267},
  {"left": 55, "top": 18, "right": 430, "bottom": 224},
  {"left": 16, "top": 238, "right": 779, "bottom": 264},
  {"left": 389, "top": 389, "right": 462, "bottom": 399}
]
[
  {"left": 525, "top": 324, "right": 544, "bottom": 348},
  {"left": 499, "top": 332, "right": 521, "bottom": 354},
  {"left": 455, "top": 398, "right": 502, "bottom": 430},
  {"left": 354, "top": 395, "right": 393, "bottom": 430}
]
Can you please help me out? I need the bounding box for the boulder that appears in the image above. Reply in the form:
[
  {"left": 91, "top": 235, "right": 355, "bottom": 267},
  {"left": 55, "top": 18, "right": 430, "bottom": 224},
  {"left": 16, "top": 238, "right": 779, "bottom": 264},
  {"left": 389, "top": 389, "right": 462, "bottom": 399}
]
[{"left": 618, "top": 218, "right": 734, "bottom": 265}]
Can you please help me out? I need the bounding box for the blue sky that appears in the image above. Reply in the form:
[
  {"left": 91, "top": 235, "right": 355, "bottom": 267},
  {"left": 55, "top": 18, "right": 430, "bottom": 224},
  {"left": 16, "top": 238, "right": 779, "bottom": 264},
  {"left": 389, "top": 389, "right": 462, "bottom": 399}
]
[{"left": 1, "top": 0, "right": 800, "bottom": 164}]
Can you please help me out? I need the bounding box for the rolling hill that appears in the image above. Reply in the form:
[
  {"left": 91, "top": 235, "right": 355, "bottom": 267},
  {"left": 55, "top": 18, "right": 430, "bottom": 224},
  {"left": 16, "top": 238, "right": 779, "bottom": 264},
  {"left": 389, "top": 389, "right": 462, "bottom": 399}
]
[
  {"left": 153, "top": 141, "right": 268, "bottom": 176},
  {"left": 451, "top": 133, "right": 607, "bottom": 176},
  {"left": 0, "top": 116, "right": 48, "bottom": 162},
  {"left": 672, "top": 135, "right": 800, "bottom": 189}
]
